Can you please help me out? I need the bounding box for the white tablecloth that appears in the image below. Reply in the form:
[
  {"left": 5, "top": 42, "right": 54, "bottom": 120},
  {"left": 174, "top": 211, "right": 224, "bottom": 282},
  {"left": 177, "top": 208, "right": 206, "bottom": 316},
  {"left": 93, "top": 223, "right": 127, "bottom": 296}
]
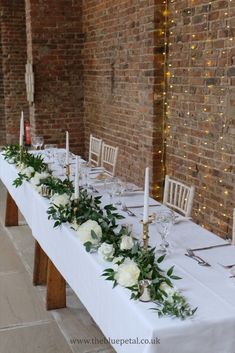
[{"left": 1, "top": 153, "right": 235, "bottom": 353}]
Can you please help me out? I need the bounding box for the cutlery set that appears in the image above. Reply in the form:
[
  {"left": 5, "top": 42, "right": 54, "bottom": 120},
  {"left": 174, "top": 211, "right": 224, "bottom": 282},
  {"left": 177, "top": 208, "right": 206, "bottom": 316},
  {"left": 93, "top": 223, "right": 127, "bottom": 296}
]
[
  {"left": 185, "top": 243, "right": 233, "bottom": 271},
  {"left": 91, "top": 183, "right": 234, "bottom": 273},
  {"left": 185, "top": 249, "right": 211, "bottom": 267}
]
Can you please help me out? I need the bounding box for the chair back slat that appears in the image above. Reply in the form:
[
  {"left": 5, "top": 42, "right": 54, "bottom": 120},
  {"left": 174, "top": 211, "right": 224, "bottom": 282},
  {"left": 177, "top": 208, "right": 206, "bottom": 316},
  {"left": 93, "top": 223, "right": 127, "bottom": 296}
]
[
  {"left": 163, "top": 175, "right": 195, "bottom": 217},
  {"left": 101, "top": 143, "right": 119, "bottom": 176},
  {"left": 89, "top": 134, "right": 102, "bottom": 167}
]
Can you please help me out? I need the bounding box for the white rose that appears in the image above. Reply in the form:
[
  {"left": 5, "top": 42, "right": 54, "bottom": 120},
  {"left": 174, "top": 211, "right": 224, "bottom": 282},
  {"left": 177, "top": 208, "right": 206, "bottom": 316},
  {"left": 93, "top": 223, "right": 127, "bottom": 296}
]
[
  {"left": 50, "top": 193, "right": 70, "bottom": 207},
  {"left": 30, "top": 171, "right": 50, "bottom": 190},
  {"left": 160, "top": 283, "right": 176, "bottom": 303},
  {"left": 120, "top": 235, "right": 134, "bottom": 251},
  {"left": 115, "top": 258, "right": 140, "bottom": 288},
  {"left": 98, "top": 242, "right": 114, "bottom": 261},
  {"left": 76, "top": 220, "right": 102, "bottom": 245},
  {"left": 21, "top": 166, "right": 35, "bottom": 178}
]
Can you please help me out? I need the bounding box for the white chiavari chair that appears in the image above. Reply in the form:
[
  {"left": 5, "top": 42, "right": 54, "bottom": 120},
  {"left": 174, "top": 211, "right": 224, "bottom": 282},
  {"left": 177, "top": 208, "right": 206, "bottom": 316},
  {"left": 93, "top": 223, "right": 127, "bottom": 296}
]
[
  {"left": 163, "top": 175, "right": 195, "bottom": 217},
  {"left": 101, "top": 143, "right": 119, "bottom": 176},
  {"left": 88, "top": 134, "right": 102, "bottom": 167}
]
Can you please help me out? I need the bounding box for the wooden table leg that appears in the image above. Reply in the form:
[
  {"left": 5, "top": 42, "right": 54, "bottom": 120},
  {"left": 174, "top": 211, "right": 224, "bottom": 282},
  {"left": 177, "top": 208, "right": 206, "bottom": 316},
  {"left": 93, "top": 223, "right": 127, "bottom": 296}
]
[
  {"left": 5, "top": 191, "right": 18, "bottom": 226},
  {"left": 46, "top": 259, "right": 66, "bottom": 310},
  {"left": 33, "top": 241, "right": 48, "bottom": 286}
]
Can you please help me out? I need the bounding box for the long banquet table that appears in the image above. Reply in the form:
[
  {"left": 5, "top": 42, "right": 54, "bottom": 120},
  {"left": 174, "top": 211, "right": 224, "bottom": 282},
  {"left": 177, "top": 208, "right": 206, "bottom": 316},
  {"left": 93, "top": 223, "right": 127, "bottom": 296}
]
[{"left": 1, "top": 152, "right": 235, "bottom": 353}]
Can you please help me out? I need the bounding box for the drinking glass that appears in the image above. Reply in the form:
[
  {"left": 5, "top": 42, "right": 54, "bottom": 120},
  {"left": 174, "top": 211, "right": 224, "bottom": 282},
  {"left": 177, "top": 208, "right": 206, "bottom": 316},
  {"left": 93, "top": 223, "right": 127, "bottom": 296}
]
[
  {"left": 155, "top": 207, "right": 174, "bottom": 254},
  {"left": 38, "top": 136, "right": 44, "bottom": 150},
  {"left": 31, "top": 136, "right": 40, "bottom": 150},
  {"left": 56, "top": 150, "right": 66, "bottom": 175},
  {"left": 31, "top": 136, "right": 44, "bottom": 150},
  {"left": 113, "top": 178, "right": 122, "bottom": 205},
  {"left": 80, "top": 162, "right": 89, "bottom": 187},
  {"left": 105, "top": 177, "right": 118, "bottom": 204}
]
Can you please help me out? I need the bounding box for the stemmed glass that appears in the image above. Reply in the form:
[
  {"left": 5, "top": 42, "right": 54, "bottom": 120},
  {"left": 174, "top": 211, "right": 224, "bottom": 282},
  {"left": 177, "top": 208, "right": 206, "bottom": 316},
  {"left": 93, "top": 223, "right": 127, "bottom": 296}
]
[
  {"left": 31, "top": 136, "right": 44, "bottom": 150},
  {"left": 155, "top": 207, "right": 174, "bottom": 254},
  {"left": 80, "top": 162, "right": 89, "bottom": 187},
  {"left": 105, "top": 177, "right": 118, "bottom": 204},
  {"left": 56, "top": 151, "right": 66, "bottom": 176},
  {"left": 38, "top": 136, "right": 44, "bottom": 150}
]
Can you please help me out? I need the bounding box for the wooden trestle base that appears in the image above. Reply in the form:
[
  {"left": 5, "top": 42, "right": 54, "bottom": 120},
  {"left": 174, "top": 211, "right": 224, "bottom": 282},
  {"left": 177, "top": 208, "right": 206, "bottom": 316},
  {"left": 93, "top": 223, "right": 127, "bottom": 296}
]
[
  {"left": 5, "top": 191, "right": 66, "bottom": 310},
  {"left": 5, "top": 191, "right": 18, "bottom": 226}
]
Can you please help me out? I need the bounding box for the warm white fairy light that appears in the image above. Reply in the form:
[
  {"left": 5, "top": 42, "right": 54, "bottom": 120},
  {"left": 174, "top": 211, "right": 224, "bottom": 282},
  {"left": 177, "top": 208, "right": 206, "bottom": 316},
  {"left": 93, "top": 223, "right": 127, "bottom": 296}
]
[{"left": 160, "top": 0, "right": 233, "bottom": 232}]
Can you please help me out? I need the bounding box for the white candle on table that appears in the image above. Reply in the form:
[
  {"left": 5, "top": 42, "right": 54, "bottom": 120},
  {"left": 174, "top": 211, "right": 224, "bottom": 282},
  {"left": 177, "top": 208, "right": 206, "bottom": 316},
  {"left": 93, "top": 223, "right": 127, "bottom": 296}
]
[
  {"left": 143, "top": 167, "right": 149, "bottom": 223},
  {"left": 19, "top": 111, "right": 24, "bottom": 147},
  {"left": 75, "top": 156, "right": 79, "bottom": 199},
  {"left": 66, "top": 131, "right": 69, "bottom": 165}
]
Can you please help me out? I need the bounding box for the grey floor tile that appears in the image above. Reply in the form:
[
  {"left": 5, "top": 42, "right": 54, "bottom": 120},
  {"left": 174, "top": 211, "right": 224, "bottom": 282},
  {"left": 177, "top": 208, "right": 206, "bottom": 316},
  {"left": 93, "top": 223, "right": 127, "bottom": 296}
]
[
  {"left": 0, "top": 224, "right": 25, "bottom": 274},
  {"left": 0, "top": 321, "right": 72, "bottom": 353},
  {"left": 0, "top": 271, "right": 52, "bottom": 328}
]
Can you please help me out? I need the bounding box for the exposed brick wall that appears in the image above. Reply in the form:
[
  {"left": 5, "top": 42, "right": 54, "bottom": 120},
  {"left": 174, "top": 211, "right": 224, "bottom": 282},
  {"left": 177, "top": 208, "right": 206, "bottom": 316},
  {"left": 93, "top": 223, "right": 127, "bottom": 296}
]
[
  {"left": 25, "top": 0, "right": 84, "bottom": 155},
  {"left": 166, "top": 0, "right": 235, "bottom": 237},
  {"left": 0, "top": 0, "right": 234, "bottom": 237},
  {"left": 0, "top": 0, "right": 28, "bottom": 144},
  {"left": 83, "top": 0, "right": 165, "bottom": 191},
  {"left": 0, "top": 29, "right": 6, "bottom": 145}
]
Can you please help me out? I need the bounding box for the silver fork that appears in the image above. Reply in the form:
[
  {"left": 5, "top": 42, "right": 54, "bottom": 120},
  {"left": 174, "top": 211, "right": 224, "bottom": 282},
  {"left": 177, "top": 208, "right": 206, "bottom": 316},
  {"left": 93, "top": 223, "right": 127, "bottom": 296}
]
[
  {"left": 121, "top": 203, "right": 135, "bottom": 217},
  {"left": 219, "top": 263, "right": 235, "bottom": 269},
  {"left": 185, "top": 249, "right": 211, "bottom": 267}
]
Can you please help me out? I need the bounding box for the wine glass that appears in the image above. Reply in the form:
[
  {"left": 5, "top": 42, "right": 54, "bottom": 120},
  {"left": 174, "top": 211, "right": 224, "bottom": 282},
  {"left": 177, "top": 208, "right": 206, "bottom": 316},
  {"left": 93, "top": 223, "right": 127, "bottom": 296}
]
[
  {"left": 113, "top": 178, "right": 122, "bottom": 205},
  {"left": 105, "top": 177, "right": 118, "bottom": 204},
  {"left": 56, "top": 150, "right": 66, "bottom": 176},
  {"left": 31, "top": 136, "right": 40, "bottom": 150},
  {"left": 31, "top": 136, "right": 44, "bottom": 150},
  {"left": 38, "top": 136, "right": 44, "bottom": 150},
  {"left": 155, "top": 207, "right": 174, "bottom": 254},
  {"left": 80, "top": 162, "right": 89, "bottom": 187}
]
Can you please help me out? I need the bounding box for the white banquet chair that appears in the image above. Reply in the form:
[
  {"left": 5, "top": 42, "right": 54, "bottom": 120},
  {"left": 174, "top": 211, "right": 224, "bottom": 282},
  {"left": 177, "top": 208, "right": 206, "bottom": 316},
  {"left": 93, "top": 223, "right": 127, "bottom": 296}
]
[
  {"left": 101, "top": 143, "right": 119, "bottom": 176},
  {"left": 163, "top": 175, "right": 195, "bottom": 217},
  {"left": 88, "top": 134, "right": 102, "bottom": 167}
]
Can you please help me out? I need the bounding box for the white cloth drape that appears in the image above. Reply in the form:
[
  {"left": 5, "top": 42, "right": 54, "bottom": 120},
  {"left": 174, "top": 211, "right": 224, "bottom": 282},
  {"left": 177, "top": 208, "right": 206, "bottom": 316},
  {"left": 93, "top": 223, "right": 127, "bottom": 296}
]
[{"left": 1, "top": 153, "right": 235, "bottom": 353}]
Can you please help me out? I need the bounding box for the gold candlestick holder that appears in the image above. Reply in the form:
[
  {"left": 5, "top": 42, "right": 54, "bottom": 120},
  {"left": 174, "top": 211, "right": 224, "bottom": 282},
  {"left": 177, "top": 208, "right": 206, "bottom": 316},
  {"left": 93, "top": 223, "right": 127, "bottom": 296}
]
[
  {"left": 66, "top": 164, "right": 70, "bottom": 179},
  {"left": 141, "top": 218, "right": 152, "bottom": 250},
  {"left": 20, "top": 145, "right": 24, "bottom": 164}
]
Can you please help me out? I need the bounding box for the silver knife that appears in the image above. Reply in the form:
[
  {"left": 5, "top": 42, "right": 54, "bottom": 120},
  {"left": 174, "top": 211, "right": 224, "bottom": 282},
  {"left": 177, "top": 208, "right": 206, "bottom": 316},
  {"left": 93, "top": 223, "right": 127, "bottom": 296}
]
[
  {"left": 128, "top": 204, "right": 161, "bottom": 209},
  {"left": 190, "top": 243, "right": 231, "bottom": 252}
]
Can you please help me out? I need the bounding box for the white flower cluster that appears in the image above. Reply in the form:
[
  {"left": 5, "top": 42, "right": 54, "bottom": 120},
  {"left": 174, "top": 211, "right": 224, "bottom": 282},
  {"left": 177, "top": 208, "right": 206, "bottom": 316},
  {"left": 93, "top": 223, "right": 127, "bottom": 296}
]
[
  {"left": 159, "top": 283, "right": 176, "bottom": 303},
  {"left": 21, "top": 166, "right": 35, "bottom": 178},
  {"left": 50, "top": 193, "right": 70, "bottom": 208},
  {"left": 98, "top": 243, "right": 114, "bottom": 261},
  {"left": 114, "top": 258, "right": 140, "bottom": 288},
  {"left": 30, "top": 171, "right": 50, "bottom": 192},
  {"left": 120, "top": 235, "right": 134, "bottom": 250},
  {"left": 76, "top": 220, "right": 102, "bottom": 245}
]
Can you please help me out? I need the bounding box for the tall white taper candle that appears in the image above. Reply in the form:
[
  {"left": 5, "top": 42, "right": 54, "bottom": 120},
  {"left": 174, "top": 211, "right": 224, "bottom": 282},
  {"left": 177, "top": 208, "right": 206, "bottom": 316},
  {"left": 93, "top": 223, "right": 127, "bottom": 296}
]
[
  {"left": 143, "top": 167, "right": 149, "bottom": 223},
  {"left": 75, "top": 156, "right": 79, "bottom": 199},
  {"left": 66, "top": 131, "right": 69, "bottom": 165},
  {"left": 19, "top": 111, "right": 24, "bottom": 147}
]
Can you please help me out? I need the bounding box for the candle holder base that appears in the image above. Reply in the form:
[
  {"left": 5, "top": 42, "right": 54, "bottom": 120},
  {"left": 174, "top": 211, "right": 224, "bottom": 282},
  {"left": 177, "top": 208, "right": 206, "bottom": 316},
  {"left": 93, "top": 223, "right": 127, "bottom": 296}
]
[
  {"left": 20, "top": 146, "right": 24, "bottom": 164},
  {"left": 140, "top": 218, "right": 152, "bottom": 250},
  {"left": 66, "top": 164, "right": 70, "bottom": 179}
]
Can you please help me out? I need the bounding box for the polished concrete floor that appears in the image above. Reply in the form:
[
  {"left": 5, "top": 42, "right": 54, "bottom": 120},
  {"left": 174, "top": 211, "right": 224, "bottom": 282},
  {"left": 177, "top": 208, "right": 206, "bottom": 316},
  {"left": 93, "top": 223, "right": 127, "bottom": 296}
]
[{"left": 0, "top": 181, "right": 114, "bottom": 353}]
